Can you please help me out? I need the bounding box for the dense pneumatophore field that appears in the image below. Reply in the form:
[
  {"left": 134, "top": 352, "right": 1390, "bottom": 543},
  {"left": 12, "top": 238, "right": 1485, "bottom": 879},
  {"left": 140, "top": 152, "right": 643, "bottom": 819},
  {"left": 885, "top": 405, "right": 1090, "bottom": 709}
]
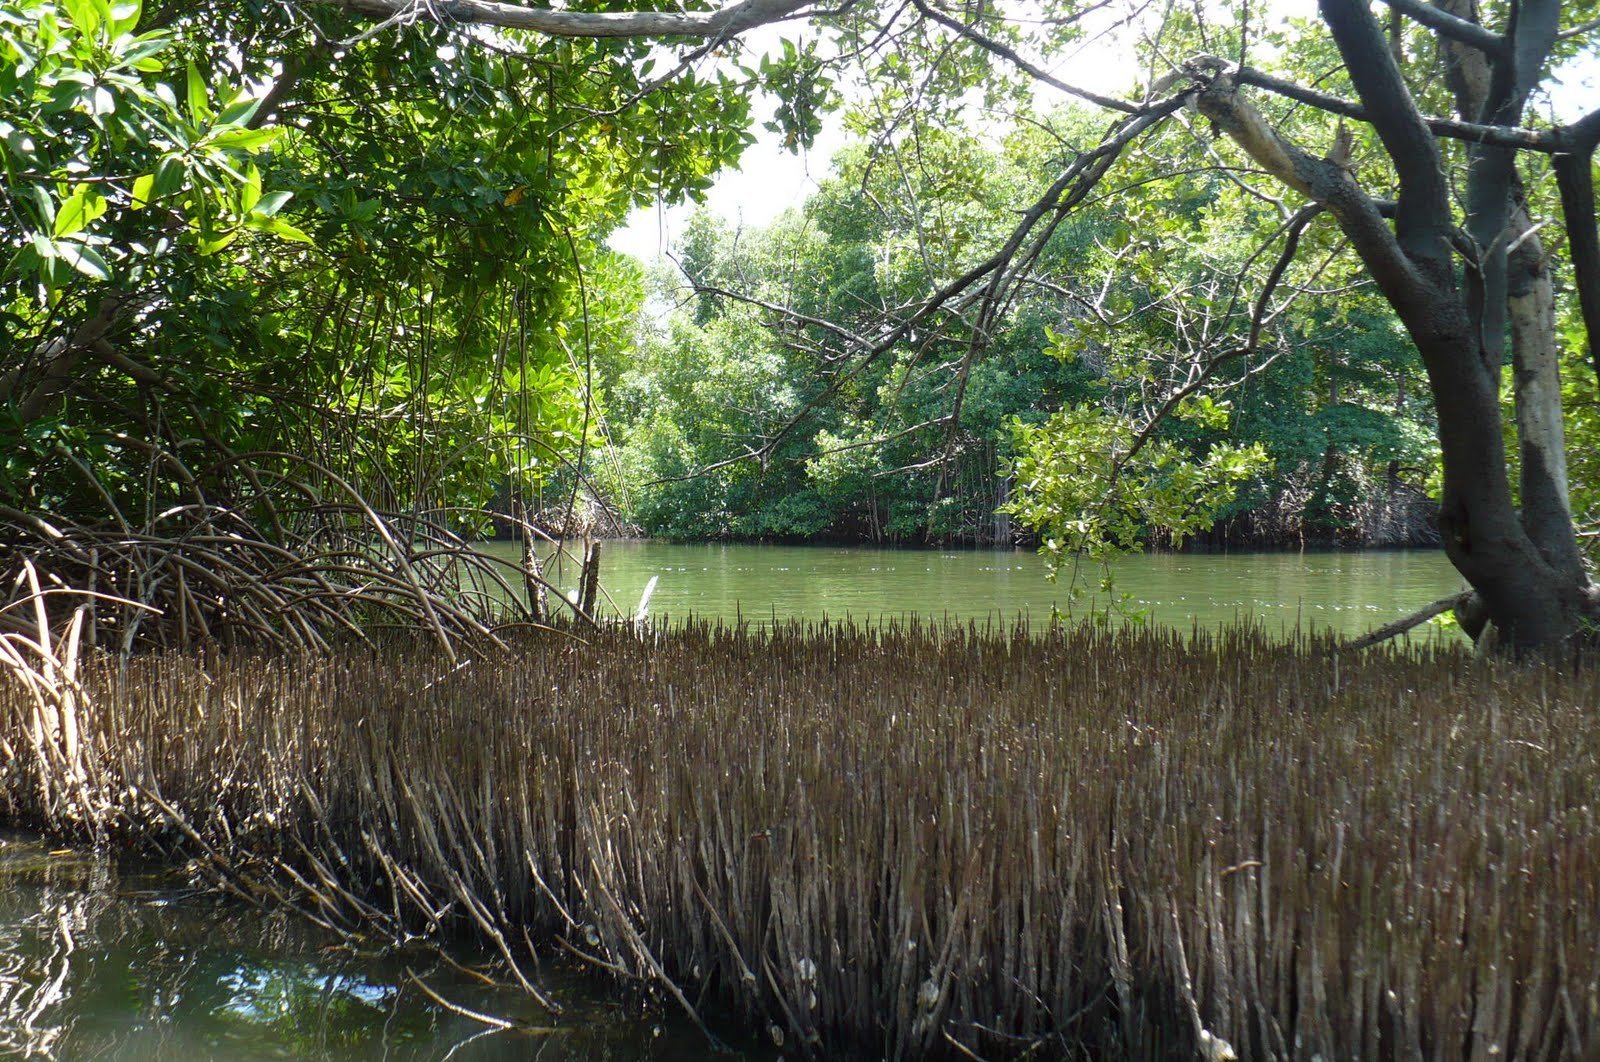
[{"left": 4, "top": 620, "right": 1598, "bottom": 1059}]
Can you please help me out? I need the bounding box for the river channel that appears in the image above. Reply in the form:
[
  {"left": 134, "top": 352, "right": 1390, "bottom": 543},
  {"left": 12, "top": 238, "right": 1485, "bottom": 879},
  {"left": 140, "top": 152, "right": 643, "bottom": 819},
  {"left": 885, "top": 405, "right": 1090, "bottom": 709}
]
[
  {"left": 4, "top": 545, "right": 1466, "bottom": 1058},
  {"left": 491, "top": 542, "right": 1466, "bottom": 640}
]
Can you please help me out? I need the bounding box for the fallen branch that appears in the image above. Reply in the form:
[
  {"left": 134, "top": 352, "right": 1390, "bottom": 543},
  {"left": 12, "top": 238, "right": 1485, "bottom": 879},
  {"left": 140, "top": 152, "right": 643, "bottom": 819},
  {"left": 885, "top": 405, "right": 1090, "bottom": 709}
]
[{"left": 1340, "top": 591, "right": 1468, "bottom": 651}]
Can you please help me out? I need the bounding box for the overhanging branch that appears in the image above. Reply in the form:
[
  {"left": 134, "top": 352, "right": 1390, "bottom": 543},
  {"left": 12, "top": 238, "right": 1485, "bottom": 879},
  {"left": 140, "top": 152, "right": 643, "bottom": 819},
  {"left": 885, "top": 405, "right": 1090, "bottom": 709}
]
[
  {"left": 1232, "top": 65, "right": 1555, "bottom": 151},
  {"left": 908, "top": 0, "right": 1141, "bottom": 114},
  {"left": 1187, "top": 63, "right": 1437, "bottom": 316},
  {"left": 306, "top": 0, "right": 818, "bottom": 39},
  {"left": 1375, "top": 0, "right": 1505, "bottom": 55}
]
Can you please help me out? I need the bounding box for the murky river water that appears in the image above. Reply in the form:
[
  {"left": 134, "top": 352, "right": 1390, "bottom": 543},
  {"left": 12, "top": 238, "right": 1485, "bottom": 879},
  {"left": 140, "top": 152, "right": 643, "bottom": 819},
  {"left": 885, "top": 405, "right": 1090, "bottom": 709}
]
[{"left": 489, "top": 542, "right": 1465, "bottom": 640}]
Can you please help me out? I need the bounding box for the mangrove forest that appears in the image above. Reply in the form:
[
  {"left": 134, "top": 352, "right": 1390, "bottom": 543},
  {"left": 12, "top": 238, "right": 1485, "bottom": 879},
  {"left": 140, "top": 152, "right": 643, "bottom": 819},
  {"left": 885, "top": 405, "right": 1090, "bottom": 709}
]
[{"left": 3, "top": 0, "right": 1600, "bottom": 1055}]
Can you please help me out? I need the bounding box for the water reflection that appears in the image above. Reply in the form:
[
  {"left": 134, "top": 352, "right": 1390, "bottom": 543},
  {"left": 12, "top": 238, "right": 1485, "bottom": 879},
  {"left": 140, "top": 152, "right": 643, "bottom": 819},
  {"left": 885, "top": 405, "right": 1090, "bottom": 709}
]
[{"left": 0, "top": 834, "right": 762, "bottom": 1059}]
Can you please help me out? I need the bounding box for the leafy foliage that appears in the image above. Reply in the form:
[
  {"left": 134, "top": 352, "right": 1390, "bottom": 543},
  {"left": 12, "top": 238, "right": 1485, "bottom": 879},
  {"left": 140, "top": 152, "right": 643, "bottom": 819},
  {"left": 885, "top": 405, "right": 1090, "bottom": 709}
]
[
  {"left": 1004, "top": 403, "right": 1267, "bottom": 563},
  {"left": 0, "top": 0, "right": 784, "bottom": 546},
  {"left": 604, "top": 110, "right": 1436, "bottom": 551}
]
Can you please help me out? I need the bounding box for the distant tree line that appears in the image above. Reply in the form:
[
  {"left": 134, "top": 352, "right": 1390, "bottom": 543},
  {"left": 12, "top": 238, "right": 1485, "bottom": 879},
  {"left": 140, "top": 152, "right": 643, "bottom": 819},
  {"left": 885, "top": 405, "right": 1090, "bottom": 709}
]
[{"left": 591, "top": 121, "right": 1442, "bottom": 550}]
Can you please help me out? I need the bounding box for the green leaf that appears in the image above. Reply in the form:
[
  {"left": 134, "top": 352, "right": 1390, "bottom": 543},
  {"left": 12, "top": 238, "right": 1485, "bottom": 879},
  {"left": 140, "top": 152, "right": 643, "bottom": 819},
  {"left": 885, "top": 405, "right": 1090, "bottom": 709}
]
[
  {"left": 217, "top": 93, "right": 262, "bottom": 127},
  {"left": 185, "top": 60, "right": 210, "bottom": 123},
  {"left": 118, "top": 35, "right": 168, "bottom": 71},
  {"left": 151, "top": 157, "right": 184, "bottom": 197},
  {"left": 59, "top": 241, "right": 113, "bottom": 280},
  {"left": 109, "top": 0, "right": 140, "bottom": 35},
  {"left": 60, "top": 0, "right": 100, "bottom": 36},
  {"left": 245, "top": 215, "right": 314, "bottom": 244},
  {"left": 54, "top": 186, "right": 106, "bottom": 236},
  {"left": 25, "top": 185, "right": 55, "bottom": 228},
  {"left": 240, "top": 162, "right": 261, "bottom": 212},
  {"left": 252, "top": 190, "right": 292, "bottom": 217},
  {"left": 196, "top": 229, "right": 238, "bottom": 255},
  {"left": 90, "top": 0, "right": 114, "bottom": 34},
  {"left": 209, "top": 125, "right": 279, "bottom": 152},
  {"left": 129, "top": 172, "right": 155, "bottom": 210}
]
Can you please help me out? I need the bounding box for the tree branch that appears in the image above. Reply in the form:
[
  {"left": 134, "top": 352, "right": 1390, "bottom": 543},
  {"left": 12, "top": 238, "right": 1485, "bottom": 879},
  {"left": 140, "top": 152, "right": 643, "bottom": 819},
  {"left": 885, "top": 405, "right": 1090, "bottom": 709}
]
[
  {"left": 1557, "top": 15, "right": 1600, "bottom": 41},
  {"left": 306, "top": 0, "right": 818, "bottom": 38},
  {"left": 1318, "top": 0, "right": 1453, "bottom": 275},
  {"left": 1340, "top": 590, "right": 1468, "bottom": 651},
  {"left": 691, "top": 96, "right": 1184, "bottom": 475},
  {"left": 1187, "top": 63, "right": 1436, "bottom": 319},
  {"left": 1107, "top": 204, "right": 1322, "bottom": 478},
  {"left": 1375, "top": 0, "right": 1505, "bottom": 55},
  {"left": 908, "top": 0, "right": 1141, "bottom": 114},
  {"left": 1554, "top": 137, "right": 1600, "bottom": 386},
  {"left": 1231, "top": 65, "right": 1554, "bottom": 151},
  {"left": 10, "top": 293, "right": 134, "bottom": 424}
]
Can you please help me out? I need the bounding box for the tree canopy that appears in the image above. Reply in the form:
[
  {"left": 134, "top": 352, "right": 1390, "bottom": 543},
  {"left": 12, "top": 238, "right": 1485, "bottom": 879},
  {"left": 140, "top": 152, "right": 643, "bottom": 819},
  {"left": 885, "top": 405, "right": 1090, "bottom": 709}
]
[{"left": 4, "top": 0, "right": 1599, "bottom": 651}]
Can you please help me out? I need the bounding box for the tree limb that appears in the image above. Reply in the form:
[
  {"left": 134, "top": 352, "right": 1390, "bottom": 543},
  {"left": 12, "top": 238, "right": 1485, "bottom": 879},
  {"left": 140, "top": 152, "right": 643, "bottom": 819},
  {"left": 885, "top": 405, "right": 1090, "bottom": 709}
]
[
  {"left": 306, "top": 0, "right": 818, "bottom": 39},
  {"left": 1375, "top": 0, "right": 1505, "bottom": 55},
  {"left": 1105, "top": 204, "right": 1322, "bottom": 479},
  {"left": 1318, "top": 0, "right": 1453, "bottom": 276},
  {"left": 1231, "top": 65, "right": 1554, "bottom": 151},
  {"left": 1340, "top": 591, "right": 1468, "bottom": 651},
  {"left": 1557, "top": 15, "right": 1600, "bottom": 41},
  {"left": 908, "top": 0, "right": 1140, "bottom": 114},
  {"left": 1187, "top": 63, "right": 1454, "bottom": 382},
  {"left": 1554, "top": 134, "right": 1600, "bottom": 386},
  {"left": 9, "top": 293, "right": 134, "bottom": 424},
  {"left": 694, "top": 96, "right": 1184, "bottom": 473}
]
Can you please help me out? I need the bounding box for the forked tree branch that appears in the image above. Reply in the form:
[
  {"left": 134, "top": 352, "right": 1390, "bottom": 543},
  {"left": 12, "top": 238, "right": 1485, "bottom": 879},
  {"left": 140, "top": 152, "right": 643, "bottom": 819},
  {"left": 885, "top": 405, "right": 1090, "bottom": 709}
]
[{"left": 1186, "top": 63, "right": 1442, "bottom": 335}]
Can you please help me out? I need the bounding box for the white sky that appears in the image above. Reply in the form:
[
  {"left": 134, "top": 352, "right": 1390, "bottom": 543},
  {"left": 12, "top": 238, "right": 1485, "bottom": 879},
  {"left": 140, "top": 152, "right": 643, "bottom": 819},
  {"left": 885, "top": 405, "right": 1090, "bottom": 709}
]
[{"left": 606, "top": 2, "right": 1598, "bottom": 263}]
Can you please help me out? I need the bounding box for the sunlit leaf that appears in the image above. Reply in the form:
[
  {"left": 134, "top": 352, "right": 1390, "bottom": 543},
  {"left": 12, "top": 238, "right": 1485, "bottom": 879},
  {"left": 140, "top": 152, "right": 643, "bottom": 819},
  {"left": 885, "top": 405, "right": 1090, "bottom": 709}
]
[
  {"left": 59, "top": 240, "right": 113, "bottom": 280},
  {"left": 53, "top": 186, "right": 106, "bottom": 236}
]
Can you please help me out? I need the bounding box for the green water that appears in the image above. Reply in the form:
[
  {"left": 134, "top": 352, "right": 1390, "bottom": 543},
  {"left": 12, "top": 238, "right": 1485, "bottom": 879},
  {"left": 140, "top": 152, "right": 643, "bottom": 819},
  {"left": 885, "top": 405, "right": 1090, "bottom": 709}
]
[
  {"left": 0, "top": 834, "right": 762, "bottom": 1060},
  {"left": 492, "top": 542, "right": 1466, "bottom": 640}
]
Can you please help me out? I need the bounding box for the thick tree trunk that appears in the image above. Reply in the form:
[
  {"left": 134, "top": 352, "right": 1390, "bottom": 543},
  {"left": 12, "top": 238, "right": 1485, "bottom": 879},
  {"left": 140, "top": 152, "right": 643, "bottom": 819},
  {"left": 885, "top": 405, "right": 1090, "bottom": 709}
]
[
  {"left": 1404, "top": 309, "right": 1583, "bottom": 651},
  {"left": 1506, "top": 210, "right": 1585, "bottom": 584},
  {"left": 1189, "top": 0, "right": 1595, "bottom": 652}
]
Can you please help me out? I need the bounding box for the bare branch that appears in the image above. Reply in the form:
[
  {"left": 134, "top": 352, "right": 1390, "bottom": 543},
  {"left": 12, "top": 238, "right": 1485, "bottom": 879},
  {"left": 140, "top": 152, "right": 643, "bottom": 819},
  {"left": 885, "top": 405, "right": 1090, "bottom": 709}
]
[
  {"left": 908, "top": 0, "right": 1142, "bottom": 114},
  {"left": 1108, "top": 204, "right": 1323, "bottom": 478},
  {"left": 1231, "top": 66, "right": 1555, "bottom": 151},
  {"left": 1340, "top": 591, "right": 1468, "bottom": 650},
  {"left": 1375, "top": 0, "right": 1505, "bottom": 55},
  {"left": 692, "top": 96, "right": 1185, "bottom": 473}
]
